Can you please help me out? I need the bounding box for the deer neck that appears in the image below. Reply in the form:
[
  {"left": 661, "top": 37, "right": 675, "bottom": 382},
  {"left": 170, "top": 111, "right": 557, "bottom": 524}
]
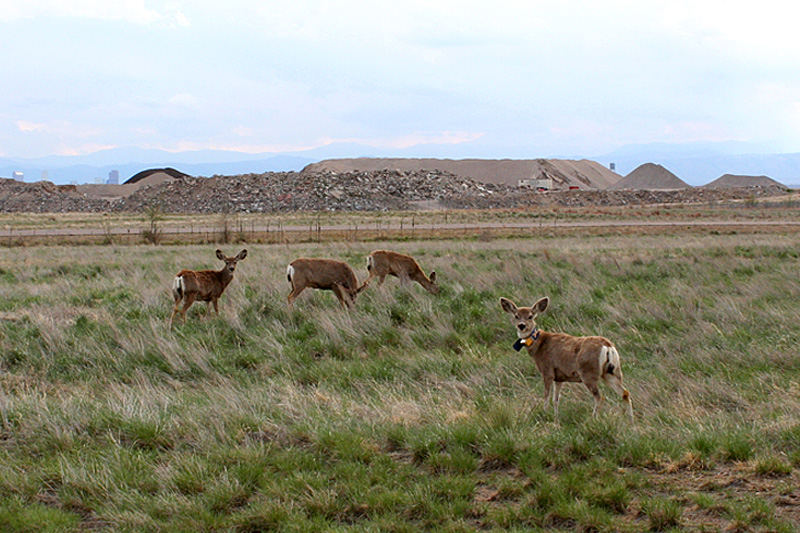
[
  {"left": 513, "top": 327, "right": 541, "bottom": 352},
  {"left": 217, "top": 268, "right": 234, "bottom": 288}
]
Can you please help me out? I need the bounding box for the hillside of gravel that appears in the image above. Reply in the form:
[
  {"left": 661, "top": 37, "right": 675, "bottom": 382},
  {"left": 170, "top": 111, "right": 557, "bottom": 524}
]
[
  {"left": 610, "top": 163, "right": 692, "bottom": 190},
  {"left": 118, "top": 170, "right": 513, "bottom": 213},
  {"left": 703, "top": 174, "right": 786, "bottom": 189},
  {"left": 0, "top": 178, "right": 113, "bottom": 213},
  {"left": 303, "top": 158, "right": 622, "bottom": 189},
  {"left": 0, "top": 170, "right": 789, "bottom": 214}
]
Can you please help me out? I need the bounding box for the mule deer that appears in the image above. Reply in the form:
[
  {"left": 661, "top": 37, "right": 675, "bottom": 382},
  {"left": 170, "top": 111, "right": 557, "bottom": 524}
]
[
  {"left": 365, "top": 250, "right": 439, "bottom": 294},
  {"left": 287, "top": 258, "right": 367, "bottom": 309},
  {"left": 170, "top": 249, "right": 247, "bottom": 323},
  {"left": 500, "top": 296, "right": 633, "bottom": 421}
]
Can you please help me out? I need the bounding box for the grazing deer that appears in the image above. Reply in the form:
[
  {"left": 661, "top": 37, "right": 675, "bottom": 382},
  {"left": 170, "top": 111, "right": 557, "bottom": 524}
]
[
  {"left": 170, "top": 249, "right": 248, "bottom": 324},
  {"left": 364, "top": 250, "right": 439, "bottom": 294},
  {"left": 500, "top": 296, "right": 633, "bottom": 422},
  {"left": 287, "top": 258, "right": 367, "bottom": 309}
]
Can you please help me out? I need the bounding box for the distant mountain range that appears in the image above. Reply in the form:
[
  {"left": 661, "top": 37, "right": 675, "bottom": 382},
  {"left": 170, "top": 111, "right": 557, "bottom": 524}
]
[
  {"left": 0, "top": 148, "right": 316, "bottom": 185},
  {"left": 1, "top": 141, "right": 798, "bottom": 187}
]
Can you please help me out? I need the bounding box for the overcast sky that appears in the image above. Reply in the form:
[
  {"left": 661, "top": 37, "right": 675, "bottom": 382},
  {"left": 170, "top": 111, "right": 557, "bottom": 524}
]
[{"left": 2, "top": 0, "right": 800, "bottom": 160}]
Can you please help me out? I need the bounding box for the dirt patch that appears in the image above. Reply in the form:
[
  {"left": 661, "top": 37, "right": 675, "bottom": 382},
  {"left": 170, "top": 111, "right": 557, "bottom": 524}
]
[{"left": 642, "top": 462, "right": 800, "bottom": 530}]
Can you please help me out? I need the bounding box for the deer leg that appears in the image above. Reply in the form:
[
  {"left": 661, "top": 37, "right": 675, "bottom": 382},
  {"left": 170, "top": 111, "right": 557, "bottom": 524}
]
[
  {"left": 331, "top": 283, "right": 352, "bottom": 309},
  {"left": 603, "top": 374, "right": 633, "bottom": 421},
  {"left": 585, "top": 380, "right": 604, "bottom": 417},
  {"left": 553, "top": 382, "right": 564, "bottom": 421},
  {"left": 170, "top": 297, "right": 183, "bottom": 324},
  {"left": 211, "top": 298, "right": 219, "bottom": 316},
  {"left": 541, "top": 376, "right": 555, "bottom": 418},
  {"left": 179, "top": 294, "right": 196, "bottom": 323},
  {"left": 287, "top": 286, "right": 304, "bottom": 309}
]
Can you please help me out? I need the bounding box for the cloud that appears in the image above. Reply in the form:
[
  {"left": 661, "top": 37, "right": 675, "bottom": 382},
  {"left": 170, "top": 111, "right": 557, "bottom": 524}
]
[
  {"left": 16, "top": 121, "right": 46, "bottom": 133},
  {"left": 147, "top": 131, "right": 484, "bottom": 155},
  {"left": 0, "top": 0, "right": 189, "bottom": 26},
  {"left": 16, "top": 120, "right": 103, "bottom": 139},
  {"left": 332, "top": 131, "right": 486, "bottom": 150},
  {"left": 4, "top": 1, "right": 800, "bottom": 158},
  {"left": 661, "top": 1, "right": 800, "bottom": 61},
  {"left": 56, "top": 143, "right": 117, "bottom": 156},
  {"left": 168, "top": 93, "right": 199, "bottom": 108}
]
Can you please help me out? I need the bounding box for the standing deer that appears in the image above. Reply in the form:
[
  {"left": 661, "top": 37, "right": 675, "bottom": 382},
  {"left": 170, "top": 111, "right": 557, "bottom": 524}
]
[
  {"left": 364, "top": 250, "right": 439, "bottom": 294},
  {"left": 287, "top": 258, "right": 367, "bottom": 309},
  {"left": 170, "top": 249, "right": 248, "bottom": 324},
  {"left": 500, "top": 296, "right": 633, "bottom": 422}
]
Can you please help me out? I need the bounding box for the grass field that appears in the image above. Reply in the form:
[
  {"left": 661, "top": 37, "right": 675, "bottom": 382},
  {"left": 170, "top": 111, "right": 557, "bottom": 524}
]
[{"left": 1, "top": 227, "right": 800, "bottom": 531}]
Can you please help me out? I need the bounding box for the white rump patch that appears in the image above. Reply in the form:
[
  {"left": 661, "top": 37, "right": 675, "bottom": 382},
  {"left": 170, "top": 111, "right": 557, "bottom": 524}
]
[
  {"left": 172, "top": 275, "right": 185, "bottom": 298},
  {"left": 600, "top": 345, "right": 621, "bottom": 375}
]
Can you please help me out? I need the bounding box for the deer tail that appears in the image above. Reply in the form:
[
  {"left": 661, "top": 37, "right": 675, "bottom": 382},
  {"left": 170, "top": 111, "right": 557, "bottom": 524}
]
[
  {"left": 366, "top": 254, "right": 374, "bottom": 272},
  {"left": 172, "top": 275, "right": 185, "bottom": 301},
  {"left": 601, "top": 345, "right": 622, "bottom": 377},
  {"left": 286, "top": 264, "right": 295, "bottom": 283}
]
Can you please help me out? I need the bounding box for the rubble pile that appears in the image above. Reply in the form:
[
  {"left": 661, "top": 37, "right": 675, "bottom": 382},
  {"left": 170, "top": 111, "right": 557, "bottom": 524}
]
[
  {"left": 519, "top": 186, "right": 789, "bottom": 208},
  {"left": 0, "top": 178, "right": 111, "bottom": 213},
  {"left": 115, "top": 170, "right": 511, "bottom": 213},
  {"left": 0, "top": 171, "right": 789, "bottom": 214}
]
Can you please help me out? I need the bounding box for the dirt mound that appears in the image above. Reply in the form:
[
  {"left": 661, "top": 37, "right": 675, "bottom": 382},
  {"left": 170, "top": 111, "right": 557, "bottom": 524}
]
[
  {"left": 118, "top": 170, "right": 509, "bottom": 213},
  {"left": 610, "top": 163, "right": 691, "bottom": 190},
  {"left": 703, "top": 174, "right": 786, "bottom": 189},
  {"left": 76, "top": 168, "right": 191, "bottom": 200},
  {"left": 76, "top": 183, "right": 141, "bottom": 200},
  {"left": 302, "top": 158, "right": 621, "bottom": 190},
  {"left": 0, "top": 171, "right": 790, "bottom": 214},
  {"left": 124, "top": 167, "right": 190, "bottom": 185},
  {"left": 0, "top": 178, "right": 111, "bottom": 213}
]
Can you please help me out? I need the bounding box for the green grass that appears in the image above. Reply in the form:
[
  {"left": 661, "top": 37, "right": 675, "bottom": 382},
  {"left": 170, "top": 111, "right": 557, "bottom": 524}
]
[{"left": 1, "top": 232, "right": 800, "bottom": 530}]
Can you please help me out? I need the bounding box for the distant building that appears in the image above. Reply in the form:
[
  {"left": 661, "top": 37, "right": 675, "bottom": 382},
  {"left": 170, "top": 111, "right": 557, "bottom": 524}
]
[
  {"left": 41, "top": 170, "right": 49, "bottom": 181},
  {"left": 12, "top": 171, "right": 24, "bottom": 182},
  {"left": 518, "top": 177, "right": 554, "bottom": 190},
  {"left": 108, "top": 170, "right": 120, "bottom": 185},
  {"left": 610, "top": 163, "right": 616, "bottom": 172}
]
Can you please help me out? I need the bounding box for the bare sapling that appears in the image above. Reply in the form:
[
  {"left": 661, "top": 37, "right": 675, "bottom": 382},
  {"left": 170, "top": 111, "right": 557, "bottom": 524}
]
[
  {"left": 500, "top": 296, "right": 633, "bottom": 422},
  {"left": 365, "top": 250, "right": 439, "bottom": 294},
  {"left": 287, "top": 258, "right": 367, "bottom": 309},
  {"left": 170, "top": 249, "right": 247, "bottom": 324}
]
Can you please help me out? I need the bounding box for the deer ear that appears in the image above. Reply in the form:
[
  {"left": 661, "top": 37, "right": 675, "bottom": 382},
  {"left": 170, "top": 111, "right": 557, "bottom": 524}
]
[
  {"left": 429, "top": 271, "right": 436, "bottom": 282},
  {"left": 237, "top": 249, "right": 248, "bottom": 260},
  {"left": 500, "top": 297, "right": 518, "bottom": 314},
  {"left": 533, "top": 297, "right": 549, "bottom": 314},
  {"left": 216, "top": 249, "right": 225, "bottom": 260}
]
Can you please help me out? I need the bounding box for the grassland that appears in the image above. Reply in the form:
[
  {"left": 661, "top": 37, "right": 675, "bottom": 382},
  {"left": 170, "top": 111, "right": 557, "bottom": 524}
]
[{"left": 1, "top": 226, "right": 800, "bottom": 531}]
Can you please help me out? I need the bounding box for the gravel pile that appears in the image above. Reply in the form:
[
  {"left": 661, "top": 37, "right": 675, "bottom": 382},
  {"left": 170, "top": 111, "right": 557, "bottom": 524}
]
[
  {"left": 0, "top": 178, "right": 112, "bottom": 213},
  {"left": 118, "top": 170, "right": 509, "bottom": 213},
  {"left": 0, "top": 171, "right": 789, "bottom": 214}
]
